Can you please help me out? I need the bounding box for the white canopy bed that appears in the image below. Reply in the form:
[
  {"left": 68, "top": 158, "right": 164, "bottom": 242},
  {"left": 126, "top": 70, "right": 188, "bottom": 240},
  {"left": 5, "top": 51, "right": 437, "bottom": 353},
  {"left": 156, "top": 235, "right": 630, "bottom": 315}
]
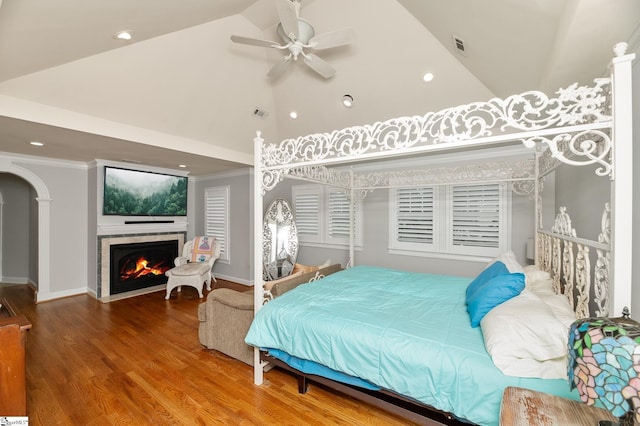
[{"left": 248, "top": 43, "right": 635, "bottom": 425}]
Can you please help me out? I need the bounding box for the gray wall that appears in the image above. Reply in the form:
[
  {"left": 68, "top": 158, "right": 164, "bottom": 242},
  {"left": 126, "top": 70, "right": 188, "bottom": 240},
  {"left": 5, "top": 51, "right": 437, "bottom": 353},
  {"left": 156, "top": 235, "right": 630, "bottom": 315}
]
[
  {"left": 193, "top": 169, "right": 254, "bottom": 285},
  {"left": 17, "top": 161, "right": 89, "bottom": 297},
  {"left": 267, "top": 177, "right": 535, "bottom": 279},
  {"left": 29, "top": 184, "right": 38, "bottom": 284},
  {"left": 0, "top": 173, "right": 32, "bottom": 283},
  {"left": 87, "top": 165, "right": 98, "bottom": 295},
  {"left": 554, "top": 163, "right": 610, "bottom": 241}
]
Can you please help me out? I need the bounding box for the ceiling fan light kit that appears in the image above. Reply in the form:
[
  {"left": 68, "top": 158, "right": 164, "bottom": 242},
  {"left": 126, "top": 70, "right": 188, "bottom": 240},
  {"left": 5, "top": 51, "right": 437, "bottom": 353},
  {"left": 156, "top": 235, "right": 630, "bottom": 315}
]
[{"left": 231, "top": 0, "right": 354, "bottom": 80}]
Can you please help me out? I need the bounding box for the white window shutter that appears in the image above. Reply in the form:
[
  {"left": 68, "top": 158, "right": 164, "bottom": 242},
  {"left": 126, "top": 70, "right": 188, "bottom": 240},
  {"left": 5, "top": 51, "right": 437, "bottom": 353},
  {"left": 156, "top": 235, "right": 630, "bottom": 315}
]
[
  {"left": 204, "top": 186, "right": 229, "bottom": 261},
  {"left": 451, "top": 184, "right": 500, "bottom": 250},
  {"left": 327, "top": 190, "right": 351, "bottom": 242},
  {"left": 396, "top": 187, "right": 435, "bottom": 244},
  {"left": 292, "top": 187, "right": 321, "bottom": 243}
]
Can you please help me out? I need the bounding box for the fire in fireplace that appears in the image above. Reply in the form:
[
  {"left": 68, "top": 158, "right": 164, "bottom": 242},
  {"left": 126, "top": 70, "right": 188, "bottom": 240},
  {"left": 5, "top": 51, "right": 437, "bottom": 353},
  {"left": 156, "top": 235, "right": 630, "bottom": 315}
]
[{"left": 110, "top": 240, "right": 178, "bottom": 295}]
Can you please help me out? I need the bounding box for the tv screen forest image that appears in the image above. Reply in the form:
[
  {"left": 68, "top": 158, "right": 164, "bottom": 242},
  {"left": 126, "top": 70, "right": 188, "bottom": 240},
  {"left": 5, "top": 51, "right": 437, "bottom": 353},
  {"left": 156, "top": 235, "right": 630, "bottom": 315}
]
[{"left": 103, "top": 167, "right": 188, "bottom": 216}]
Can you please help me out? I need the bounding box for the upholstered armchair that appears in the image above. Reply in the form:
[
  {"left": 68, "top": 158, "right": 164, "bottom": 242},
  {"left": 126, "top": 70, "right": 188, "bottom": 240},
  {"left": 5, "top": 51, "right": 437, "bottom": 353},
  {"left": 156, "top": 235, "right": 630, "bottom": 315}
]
[
  {"left": 198, "top": 263, "right": 341, "bottom": 365},
  {"left": 165, "top": 236, "right": 221, "bottom": 300}
]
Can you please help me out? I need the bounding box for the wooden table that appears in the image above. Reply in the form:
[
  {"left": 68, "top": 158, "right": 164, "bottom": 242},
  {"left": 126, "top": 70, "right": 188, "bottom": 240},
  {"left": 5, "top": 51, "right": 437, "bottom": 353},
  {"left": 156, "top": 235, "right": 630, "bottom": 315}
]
[
  {"left": 0, "top": 297, "right": 32, "bottom": 416},
  {"left": 500, "top": 386, "right": 618, "bottom": 425}
]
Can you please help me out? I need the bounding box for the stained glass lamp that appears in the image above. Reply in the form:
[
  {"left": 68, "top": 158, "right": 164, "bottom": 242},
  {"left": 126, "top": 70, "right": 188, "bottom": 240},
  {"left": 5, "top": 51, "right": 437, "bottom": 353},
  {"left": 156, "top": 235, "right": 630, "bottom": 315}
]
[{"left": 568, "top": 315, "right": 640, "bottom": 426}]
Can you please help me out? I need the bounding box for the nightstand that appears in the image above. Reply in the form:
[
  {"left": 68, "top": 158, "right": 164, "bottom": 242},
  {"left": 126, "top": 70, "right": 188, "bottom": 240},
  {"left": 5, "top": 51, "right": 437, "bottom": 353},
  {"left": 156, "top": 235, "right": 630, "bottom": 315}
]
[{"left": 500, "top": 386, "right": 617, "bottom": 425}]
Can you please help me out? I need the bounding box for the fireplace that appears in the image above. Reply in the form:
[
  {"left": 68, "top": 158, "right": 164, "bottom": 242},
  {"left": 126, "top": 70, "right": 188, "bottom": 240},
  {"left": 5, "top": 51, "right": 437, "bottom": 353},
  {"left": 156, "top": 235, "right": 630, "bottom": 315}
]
[{"left": 109, "top": 240, "right": 178, "bottom": 295}]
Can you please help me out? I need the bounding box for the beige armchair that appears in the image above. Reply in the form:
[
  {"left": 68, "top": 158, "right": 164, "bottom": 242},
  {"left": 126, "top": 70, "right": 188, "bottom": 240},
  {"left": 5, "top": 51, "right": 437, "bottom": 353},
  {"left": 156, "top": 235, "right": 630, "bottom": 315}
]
[
  {"left": 165, "top": 236, "right": 221, "bottom": 300},
  {"left": 198, "top": 263, "right": 341, "bottom": 365}
]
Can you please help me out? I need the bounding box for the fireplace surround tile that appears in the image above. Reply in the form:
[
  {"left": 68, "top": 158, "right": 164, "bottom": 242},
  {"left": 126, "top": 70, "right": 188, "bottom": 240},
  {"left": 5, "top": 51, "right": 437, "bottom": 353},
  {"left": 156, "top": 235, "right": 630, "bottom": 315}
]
[{"left": 98, "top": 232, "right": 185, "bottom": 302}]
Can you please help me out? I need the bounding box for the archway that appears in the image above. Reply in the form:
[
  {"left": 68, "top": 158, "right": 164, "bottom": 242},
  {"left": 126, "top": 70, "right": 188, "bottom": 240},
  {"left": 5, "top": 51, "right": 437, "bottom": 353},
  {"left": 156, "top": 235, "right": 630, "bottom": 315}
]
[{"left": 0, "top": 158, "right": 51, "bottom": 302}]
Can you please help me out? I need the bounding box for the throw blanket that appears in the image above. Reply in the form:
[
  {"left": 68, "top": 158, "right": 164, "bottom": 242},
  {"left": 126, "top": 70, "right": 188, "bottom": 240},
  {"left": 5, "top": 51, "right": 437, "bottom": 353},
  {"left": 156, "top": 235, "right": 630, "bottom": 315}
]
[
  {"left": 245, "top": 265, "right": 578, "bottom": 425},
  {"left": 190, "top": 236, "right": 215, "bottom": 262}
]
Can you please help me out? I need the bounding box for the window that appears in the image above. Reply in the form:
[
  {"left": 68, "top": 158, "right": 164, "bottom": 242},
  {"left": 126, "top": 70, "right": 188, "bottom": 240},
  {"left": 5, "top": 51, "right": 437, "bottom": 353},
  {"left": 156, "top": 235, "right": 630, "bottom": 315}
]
[
  {"left": 451, "top": 184, "right": 501, "bottom": 253},
  {"left": 390, "top": 183, "right": 509, "bottom": 258},
  {"left": 327, "top": 191, "right": 352, "bottom": 242},
  {"left": 292, "top": 184, "right": 362, "bottom": 247},
  {"left": 394, "top": 187, "right": 437, "bottom": 251},
  {"left": 204, "top": 186, "right": 229, "bottom": 262}
]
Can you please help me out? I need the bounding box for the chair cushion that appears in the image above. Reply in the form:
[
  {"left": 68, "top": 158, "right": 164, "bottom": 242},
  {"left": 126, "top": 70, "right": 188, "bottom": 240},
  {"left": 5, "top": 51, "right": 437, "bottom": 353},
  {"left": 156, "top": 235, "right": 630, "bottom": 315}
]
[{"left": 168, "top": 262, "right": 210, "bottom": 276}]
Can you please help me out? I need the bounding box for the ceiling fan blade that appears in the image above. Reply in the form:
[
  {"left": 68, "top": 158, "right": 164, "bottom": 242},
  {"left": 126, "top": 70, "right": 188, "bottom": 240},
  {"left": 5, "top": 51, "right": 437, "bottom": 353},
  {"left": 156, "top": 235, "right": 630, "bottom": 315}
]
[
  {"left": 230, "top": 35, "right": 282, "bottom": 49},
  {"left": 303, "top": 54, "right": 336, "bottom": 79},
  {"left": 268, "top": 56, "right": 292, "bottom": 80},
  {"left": 309, "top": 27, "right": 355, "bottom": 50},
  {"left": 275, "top": 0, "right": 300, "bottom": 40}
]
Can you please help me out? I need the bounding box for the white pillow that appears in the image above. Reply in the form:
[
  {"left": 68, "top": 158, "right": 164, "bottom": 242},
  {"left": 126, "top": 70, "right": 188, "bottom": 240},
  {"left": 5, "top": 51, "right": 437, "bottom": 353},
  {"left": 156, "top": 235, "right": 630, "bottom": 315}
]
[
  {"left": 480, "top": 291, "right": 570, "bottom": 379},
  {"left": 523, "top": 265, "right": 576, "bottom": 326},
  {"left": 533, "top": 291, "right": 576, "bottom": 327},
  {"left": 523, "top": 264, "right": 551, "bottom": 283},
  {"left": 487, "top": 251, "right": 524, "bottom": 274},
  {"left": 486, "top": 355, "right": 568, "bottom": 380}
]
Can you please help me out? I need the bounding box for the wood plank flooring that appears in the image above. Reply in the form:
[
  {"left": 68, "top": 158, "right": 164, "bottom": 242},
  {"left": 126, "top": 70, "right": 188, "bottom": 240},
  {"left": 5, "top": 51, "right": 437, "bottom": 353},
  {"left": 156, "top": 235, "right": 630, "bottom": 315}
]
[{"left": 0, "top": 282, "right": 416, "bottom": 425}]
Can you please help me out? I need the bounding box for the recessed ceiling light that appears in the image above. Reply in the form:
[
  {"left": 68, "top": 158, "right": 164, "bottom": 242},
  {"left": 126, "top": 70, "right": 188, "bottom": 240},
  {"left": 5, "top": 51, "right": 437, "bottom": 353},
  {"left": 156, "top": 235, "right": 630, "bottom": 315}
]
[
  {"left": 178, "top": 164, "right": 187, "bottom": 168},
  {"left": 289, "top": 111, "right": 298, "bottom": 119},
  {"left": 29, "top": 141, "right": 44, "bottom": 147},
  {"left": 114, "top": 31, "right": 133, "bottom": 41},
  {"left": 423, "top": 72, "right": 434, "bottom": 82},
  {"left": 342, "top": 94, "right": 354, "bottom": 108}
]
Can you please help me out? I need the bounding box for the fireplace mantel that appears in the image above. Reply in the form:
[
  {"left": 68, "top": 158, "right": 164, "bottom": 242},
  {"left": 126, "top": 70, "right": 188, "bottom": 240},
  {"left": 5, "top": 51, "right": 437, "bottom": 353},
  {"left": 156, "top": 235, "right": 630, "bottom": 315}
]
[{"left": 97, "top": 222, "right": 187, "bottom": 236}]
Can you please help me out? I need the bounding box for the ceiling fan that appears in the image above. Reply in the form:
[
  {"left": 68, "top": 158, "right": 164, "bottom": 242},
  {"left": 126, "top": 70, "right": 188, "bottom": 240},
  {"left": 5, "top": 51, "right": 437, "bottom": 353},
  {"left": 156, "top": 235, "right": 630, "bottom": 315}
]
[{"left": 230, "top": 0, "right": 355, "bottom": 80}]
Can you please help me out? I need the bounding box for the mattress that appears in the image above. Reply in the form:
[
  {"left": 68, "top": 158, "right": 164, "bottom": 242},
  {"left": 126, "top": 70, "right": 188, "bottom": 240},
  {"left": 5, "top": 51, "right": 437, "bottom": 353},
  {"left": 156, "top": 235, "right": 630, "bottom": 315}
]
[{"left": 245, "top": 265, "right": 578, "bottom": 425}]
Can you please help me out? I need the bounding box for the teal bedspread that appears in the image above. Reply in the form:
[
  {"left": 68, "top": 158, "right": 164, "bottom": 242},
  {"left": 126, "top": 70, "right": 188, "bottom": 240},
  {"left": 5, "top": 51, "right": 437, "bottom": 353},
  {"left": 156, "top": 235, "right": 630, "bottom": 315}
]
[{"left": 245, "top": 265, "right": 578, "bottom": 425}]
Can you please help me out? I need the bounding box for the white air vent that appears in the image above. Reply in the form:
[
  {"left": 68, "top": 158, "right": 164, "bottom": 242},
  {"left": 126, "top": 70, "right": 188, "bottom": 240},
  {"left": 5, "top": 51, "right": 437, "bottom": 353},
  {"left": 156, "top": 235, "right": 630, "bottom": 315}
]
[
  {"left": 252, "top": 107, "right": 268, "bottom": 119},
  {"left": 452, "top": 35, "right": 467, "bottom": 56}
]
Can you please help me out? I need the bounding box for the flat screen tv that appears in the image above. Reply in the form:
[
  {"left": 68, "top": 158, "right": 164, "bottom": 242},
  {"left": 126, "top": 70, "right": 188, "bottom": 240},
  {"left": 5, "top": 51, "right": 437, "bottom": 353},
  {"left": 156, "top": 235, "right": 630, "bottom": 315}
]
[{"left": 103, "top": 166, "right": 188, "bottom": 216}]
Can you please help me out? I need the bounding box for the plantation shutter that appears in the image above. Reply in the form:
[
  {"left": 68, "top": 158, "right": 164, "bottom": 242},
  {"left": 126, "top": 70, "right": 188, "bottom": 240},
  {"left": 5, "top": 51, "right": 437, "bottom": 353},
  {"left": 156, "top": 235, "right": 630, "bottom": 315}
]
[
  {"left": 293, "top": 190, "right": 321, "bottom": 243},
  {"left": 204, "top": 186, "right": 228, "bottom": 261},
  {"left": 451, "top": 184, "right": 500, "bottom": 248},
  {"left": 328, "top": 191, "right": 351, "bottom": 241},
  {"left": 395, "top": 187, "right": 434, "bottom": 244}
]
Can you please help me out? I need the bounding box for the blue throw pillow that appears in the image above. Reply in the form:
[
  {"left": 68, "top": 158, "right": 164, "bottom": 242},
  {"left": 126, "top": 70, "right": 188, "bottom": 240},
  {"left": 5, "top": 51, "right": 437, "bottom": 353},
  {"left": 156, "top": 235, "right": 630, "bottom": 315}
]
[
  {"left": 466, "top": 272, "right": 526, "bottom": 327},
  {"left": 465, "top": 261, "right": 509, "bottom": 302}
]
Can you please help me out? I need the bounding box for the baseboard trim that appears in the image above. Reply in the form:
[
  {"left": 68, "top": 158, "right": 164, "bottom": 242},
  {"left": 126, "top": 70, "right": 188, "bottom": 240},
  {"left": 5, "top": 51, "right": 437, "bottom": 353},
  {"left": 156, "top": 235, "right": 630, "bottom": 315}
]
[{"left": 214, "top": 273, "right": 253, "bottom": 286}]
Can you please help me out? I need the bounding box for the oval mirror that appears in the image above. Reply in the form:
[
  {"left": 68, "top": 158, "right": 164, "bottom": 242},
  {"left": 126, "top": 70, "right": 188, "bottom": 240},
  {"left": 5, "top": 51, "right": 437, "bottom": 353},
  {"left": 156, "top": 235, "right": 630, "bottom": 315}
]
[{"left": 263, "top": 198, "right": 298, "bottom": 280}]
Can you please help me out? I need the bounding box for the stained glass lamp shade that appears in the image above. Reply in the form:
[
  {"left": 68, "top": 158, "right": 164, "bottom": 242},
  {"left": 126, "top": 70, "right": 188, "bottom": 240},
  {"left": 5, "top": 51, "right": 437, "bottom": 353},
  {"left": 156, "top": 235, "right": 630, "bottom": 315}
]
[{"left": 568, "top": 316, "right": 640, "bottom": 426}]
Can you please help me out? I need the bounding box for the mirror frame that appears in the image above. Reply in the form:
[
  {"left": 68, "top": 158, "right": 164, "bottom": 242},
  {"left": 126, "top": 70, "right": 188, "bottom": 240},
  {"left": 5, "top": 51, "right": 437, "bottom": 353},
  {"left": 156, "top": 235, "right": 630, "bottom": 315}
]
[{"left": 263, "top": 198, "right": 298, "bottom": 280}]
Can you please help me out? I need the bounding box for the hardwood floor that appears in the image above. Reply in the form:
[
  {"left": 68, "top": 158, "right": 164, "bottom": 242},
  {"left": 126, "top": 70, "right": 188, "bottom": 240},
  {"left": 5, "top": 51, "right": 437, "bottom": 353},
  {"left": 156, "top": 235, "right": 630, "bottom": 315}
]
[{"left": 0, "top": 282, "right": 416, "bottom": 425}]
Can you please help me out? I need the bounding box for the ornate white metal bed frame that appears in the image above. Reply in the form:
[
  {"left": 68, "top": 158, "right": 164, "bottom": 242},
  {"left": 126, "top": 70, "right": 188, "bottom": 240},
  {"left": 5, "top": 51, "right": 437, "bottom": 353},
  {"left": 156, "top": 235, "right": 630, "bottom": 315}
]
[{"left": 250, "top": 42, "right": 635, "bottom": 421}]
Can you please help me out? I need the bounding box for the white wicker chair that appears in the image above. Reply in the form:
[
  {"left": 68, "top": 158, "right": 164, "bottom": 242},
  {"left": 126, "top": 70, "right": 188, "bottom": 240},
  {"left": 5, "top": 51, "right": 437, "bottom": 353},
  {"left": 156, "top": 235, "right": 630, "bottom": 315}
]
[{"left": 165, "top": 237, "right": 221, "bottom": 299}]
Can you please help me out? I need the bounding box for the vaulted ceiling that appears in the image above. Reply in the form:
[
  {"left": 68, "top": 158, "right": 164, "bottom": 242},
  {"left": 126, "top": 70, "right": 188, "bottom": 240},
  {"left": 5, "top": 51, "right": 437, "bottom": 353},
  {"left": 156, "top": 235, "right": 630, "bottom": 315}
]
[{"left": 0, "top": 0, "right": 638, "bottom": 175}]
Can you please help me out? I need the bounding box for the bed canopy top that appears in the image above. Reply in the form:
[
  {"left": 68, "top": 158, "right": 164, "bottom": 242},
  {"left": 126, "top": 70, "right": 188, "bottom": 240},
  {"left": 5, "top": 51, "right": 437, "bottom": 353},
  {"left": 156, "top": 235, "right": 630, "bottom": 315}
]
[
  {"left": 256, "top": 73, "right": 612, "bottom": 194},
  {"left": 252, "top": 42, "right": 635, "bottom": 382}
]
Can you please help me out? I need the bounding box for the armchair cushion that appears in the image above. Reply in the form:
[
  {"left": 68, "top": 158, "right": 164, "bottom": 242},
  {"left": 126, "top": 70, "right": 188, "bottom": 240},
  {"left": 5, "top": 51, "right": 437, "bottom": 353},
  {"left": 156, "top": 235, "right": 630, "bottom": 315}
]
[{"left": 169, "top": 262, "right": 211, "bottom": 277}]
